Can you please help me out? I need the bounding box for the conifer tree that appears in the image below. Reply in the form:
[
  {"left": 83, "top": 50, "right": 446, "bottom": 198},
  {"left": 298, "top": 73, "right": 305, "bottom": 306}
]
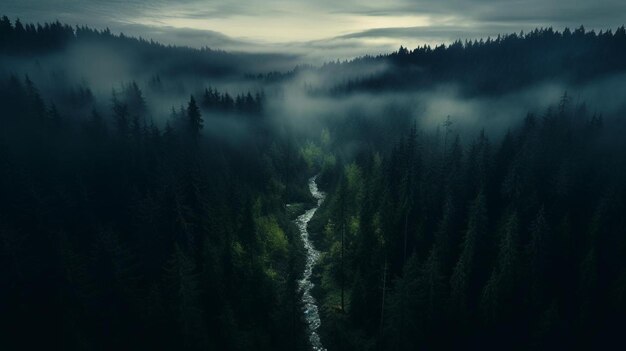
[{"left": 186, "top": 95, "right": 203, "bottom": 141}]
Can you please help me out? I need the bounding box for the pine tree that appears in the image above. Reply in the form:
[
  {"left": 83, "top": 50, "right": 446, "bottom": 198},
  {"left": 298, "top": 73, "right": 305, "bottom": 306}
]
[
  {"left": 24, "top": 75, "right": 45, "bottom": 120},
  {"left": 480, "top": 212, "right": 520, "bottom": 323},
  {"left": 164, "top": 244, "right": 207, "bottom": 350},
  {"left": 112, "top": 91, "right": 129, "bottom": 137},
  {"left": 385, "top": 254, "right": 420, "bottom": 350},
  {"left": 450, "top": 191, "right": 488, "bottom": 320},
  {"left": 528, "top": 207, "right": 550, "bottom": 309},
  {"left": 418, "top": 247, "right": 445, "bottom": 324},
  {"left": 186, "top": 95, "right": 203, "bottom": 141}
]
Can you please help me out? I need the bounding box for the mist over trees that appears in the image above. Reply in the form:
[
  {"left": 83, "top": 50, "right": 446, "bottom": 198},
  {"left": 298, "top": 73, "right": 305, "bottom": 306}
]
[
  {"left": 254, "top": 26, "right": 626, "bottom": 99},
  {"left": 1, "top": 15, "right": 626, "bottom": 351}
]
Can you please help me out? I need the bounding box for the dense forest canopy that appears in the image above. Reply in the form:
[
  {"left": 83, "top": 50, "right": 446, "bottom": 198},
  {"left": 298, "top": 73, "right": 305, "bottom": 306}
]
[
  {"left": 1, "top": 15, "right": 626, "bottom": 351},
  {"left": 325, "top": 26, "right": 626, "bottom": 95}
]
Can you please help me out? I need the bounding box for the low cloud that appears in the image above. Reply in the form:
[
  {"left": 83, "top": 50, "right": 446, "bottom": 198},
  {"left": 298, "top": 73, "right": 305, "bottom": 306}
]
[{"left": 3, "top": 0, "right": 625, "bottom": 63}]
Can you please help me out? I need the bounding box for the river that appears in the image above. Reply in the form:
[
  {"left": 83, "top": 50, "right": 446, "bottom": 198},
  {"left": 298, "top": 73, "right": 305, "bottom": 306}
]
[{"left": 294, "top": 175, "right": 327, "bottom": 351}]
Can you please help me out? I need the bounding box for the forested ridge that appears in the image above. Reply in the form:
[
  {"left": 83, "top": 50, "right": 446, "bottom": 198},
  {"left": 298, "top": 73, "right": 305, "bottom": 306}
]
[
  {"left": 0, "top": 15, "right": 295, "bottom": 78},
  {"left": 1, "top": 16, "right": 626, "bottom": 351},
  {"left": 338, "top": 26, "right": 626, "bottom": 95},
  {"left": 261, "top": 26, "right": 626, "bottom": 97}
]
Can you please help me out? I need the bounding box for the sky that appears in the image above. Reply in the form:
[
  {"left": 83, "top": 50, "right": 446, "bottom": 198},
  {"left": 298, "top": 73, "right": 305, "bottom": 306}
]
[{"left": 3, "top": 0, "right": 626, "bottom": 62}]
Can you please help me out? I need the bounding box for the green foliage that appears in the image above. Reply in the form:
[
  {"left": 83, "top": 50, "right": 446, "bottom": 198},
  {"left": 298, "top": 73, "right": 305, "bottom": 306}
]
[
  {"left": 300, "top": 140, "right": 323, "bottom": 171},
  {"left": 257, "top": 215, "right": 289, "bottom": 261},
  {"left": 320, "top": 128, "right": 331, "bottom": 148}
]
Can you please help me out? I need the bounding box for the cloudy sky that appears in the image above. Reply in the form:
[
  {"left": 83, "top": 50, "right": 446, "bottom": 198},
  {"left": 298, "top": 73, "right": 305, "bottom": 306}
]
[{"left": 4, "top": 0, "right": 626, "bottom": 61}]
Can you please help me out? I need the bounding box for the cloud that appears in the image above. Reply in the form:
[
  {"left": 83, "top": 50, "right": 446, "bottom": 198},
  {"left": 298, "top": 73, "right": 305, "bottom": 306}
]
[
  {"left": 2, "top": 0, "right": 625, "bottom": 62},
  {"left": 337, "top": 24, "right": 511, "bottom": 41},
  {"left": 114, "top": 23, "right": 254, "bottom": 50}
]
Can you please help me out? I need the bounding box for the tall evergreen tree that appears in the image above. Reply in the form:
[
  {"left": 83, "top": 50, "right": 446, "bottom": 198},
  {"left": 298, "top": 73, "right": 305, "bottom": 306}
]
[{"left": 186, "top": 95, "right": 203, "bottom": 142}]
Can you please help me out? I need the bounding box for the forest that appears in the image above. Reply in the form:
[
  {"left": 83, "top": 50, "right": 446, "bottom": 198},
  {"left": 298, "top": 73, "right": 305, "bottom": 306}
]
[{"left": 1, "top": 15, "right": 626, "bottom": 351}]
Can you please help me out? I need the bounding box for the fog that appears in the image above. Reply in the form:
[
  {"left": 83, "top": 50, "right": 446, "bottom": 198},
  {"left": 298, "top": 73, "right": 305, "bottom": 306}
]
[
  {"left": 3, "top": 23, "right": 626, "bottom": 156},
  {"left": 268, "top": 70, "right": 626, "bottom": 148}
]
